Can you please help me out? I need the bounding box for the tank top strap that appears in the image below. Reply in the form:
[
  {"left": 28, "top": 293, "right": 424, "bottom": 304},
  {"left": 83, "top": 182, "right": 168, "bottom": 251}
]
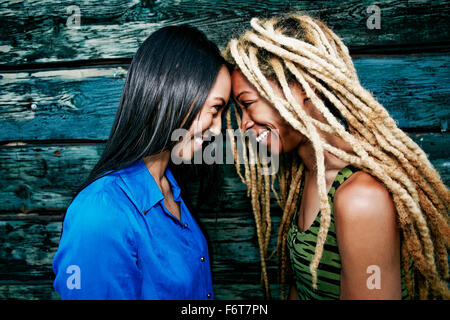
[
  {"left": 327, "top": 164, "right": 361, "bottom": 202},
  {"left": 293, "top": 164, "right": 361, "bottom": 225}
]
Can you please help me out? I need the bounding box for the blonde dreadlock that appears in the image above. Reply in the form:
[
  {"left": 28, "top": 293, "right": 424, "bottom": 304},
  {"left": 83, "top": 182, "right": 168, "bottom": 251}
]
[{"left": 224, "top": 14, "right": 450, "bottom": 300}]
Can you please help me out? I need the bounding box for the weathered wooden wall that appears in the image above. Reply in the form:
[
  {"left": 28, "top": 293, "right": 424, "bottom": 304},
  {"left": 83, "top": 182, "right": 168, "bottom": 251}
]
[{"left": 0, "top": 0, "right": 449, "bottom": 300}]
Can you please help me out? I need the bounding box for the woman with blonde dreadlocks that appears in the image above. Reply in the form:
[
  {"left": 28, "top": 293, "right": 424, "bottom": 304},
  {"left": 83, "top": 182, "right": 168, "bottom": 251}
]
[{"left": 224, "top": 14, "right": 449, "bottom": 300}]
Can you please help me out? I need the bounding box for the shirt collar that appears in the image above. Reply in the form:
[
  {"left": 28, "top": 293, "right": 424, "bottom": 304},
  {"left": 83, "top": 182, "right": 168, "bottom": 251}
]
[
  {"left": 116, "top": 159, "right": 181, "bottom": 214},
  {"left": 164, "top": 165, "right": 181, "bottom": 202}
]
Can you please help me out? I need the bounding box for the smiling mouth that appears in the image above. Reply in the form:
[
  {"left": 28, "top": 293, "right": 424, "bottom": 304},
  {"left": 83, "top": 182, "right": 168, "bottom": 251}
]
[
  {"left": 256, "top": 129, "right": 270, "bottom": 143},
  {"left": 194, "top": 136, "right": 204, "bottom": 147},
  {"left": 193, "top": 130, "right": 215, "bottom": 147}
]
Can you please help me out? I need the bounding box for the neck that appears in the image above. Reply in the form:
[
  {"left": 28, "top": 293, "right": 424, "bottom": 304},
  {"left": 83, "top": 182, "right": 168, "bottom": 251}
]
[
  {"left": 142, "top": 151, "right": 171, "bottom": 183},
  {"left": 296, "top": 138, "right": 350, "bottom": 177},
  {"left": 294, "top": 94, "right": 354, "bottom": 176}
]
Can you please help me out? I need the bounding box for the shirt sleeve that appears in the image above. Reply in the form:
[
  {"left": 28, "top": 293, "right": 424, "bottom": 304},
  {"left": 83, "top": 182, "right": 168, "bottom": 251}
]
[{"left": 52, "top": 185, "right": 142, "bottom": 300}]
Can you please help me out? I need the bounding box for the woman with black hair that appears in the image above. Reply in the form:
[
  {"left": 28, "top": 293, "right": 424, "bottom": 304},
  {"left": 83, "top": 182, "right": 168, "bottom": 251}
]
[{"left": 52, "top": 25, "right": 231, "bottom": 300}]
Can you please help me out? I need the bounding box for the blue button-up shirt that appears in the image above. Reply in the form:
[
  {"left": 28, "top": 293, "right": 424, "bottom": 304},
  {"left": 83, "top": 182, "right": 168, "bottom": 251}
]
[{"left": 52, "top": 159, "right": 214, "bottom": 300}]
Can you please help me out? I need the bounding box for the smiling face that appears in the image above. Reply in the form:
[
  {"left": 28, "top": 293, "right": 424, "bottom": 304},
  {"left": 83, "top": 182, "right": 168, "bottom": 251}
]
[
  {"left": 231, "top": 69, "right": 307, "bottom": 154},
  {"left": 176, "top": 65, "right": 231, "bottom": 160}
]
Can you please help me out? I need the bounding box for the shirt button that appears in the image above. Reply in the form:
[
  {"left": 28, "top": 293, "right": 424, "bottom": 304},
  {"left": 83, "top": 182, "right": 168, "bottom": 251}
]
[
  {"left": 184, "top": 223, "right": 188, "bottom": 228},
  {"left": 201, "top": 257, "right": 205, "bottom": 262},
  {"left": 207, "top": 293, "right": 211, "bottom": 298}
]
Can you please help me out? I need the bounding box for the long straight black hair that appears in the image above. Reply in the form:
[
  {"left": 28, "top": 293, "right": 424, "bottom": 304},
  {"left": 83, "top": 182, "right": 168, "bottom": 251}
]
[{"left": 76, "top": 25, "right": 226, "bottom": 199}]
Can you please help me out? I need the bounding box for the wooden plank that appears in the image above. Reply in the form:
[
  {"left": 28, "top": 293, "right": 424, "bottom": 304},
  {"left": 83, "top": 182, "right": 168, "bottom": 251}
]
[
  {"left": 0, "top": 282, "right": 61, "bottom": 300},
  {"left": 0, "top": 67, "right": 127, "bottom": 141},
  {"left": 0, "top": 143, "right": 106, "bottom": 213},
  {"left": 0, "top": 133, "right": 448, "bottom": 214},
  {"left": 355, "top": 54, "right": 450, "bottom": 131},
  {"left": 0, "top": 54, "right": 449, "bottom": 141},
  {"left": 0, "top": 215, "right": 282, "bottom": 299},
  {"left": 1, "top": 0, "right": 449, "bottom": 66}
]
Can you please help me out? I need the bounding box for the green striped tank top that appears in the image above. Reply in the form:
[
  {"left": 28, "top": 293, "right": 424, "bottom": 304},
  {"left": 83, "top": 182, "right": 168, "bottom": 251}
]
[{"left": 286, "top": 165, "right": 408, "bottom": 299}]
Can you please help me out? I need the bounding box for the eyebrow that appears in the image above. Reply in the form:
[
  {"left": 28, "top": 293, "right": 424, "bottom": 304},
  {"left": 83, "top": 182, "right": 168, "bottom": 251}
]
[
  {"left": 211, "top": 97, "right": 228, "bottom": 111},
  {"left": 235, "top": 91, "right": 251, "bottom": 101},
  {"left": 214, "top": 97, "right": 226, "bottom": 106}
]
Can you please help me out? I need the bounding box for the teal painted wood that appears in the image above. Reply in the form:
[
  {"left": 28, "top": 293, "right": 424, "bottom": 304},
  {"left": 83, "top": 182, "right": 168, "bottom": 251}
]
[
  {"left": 0, "top": 133, "right": 448, "bottom": 213},
  {"left": 0, "top": 283, "right": 61, "bottom": 300},
  {"left": 1, "top": 0, "right": 449, "bottom": 65},
  {"left": 0, "top": 67, "right": 126, "bottom": 141},
  {"left": 355, "top": 54, "right": 450, "bottom": 131},
  {"left": 0, "top": 54, "right": 449, "bottom": 141}
]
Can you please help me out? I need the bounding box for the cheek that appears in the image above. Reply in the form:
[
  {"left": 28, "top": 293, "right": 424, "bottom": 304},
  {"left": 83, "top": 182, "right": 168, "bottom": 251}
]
[
  {"left": 198, "top": 115, "right": 214, "bottom": 133},
  {"left": 280, "top": 125, "right": 303, "bottom": 152},
  {"left": 191, "top": 110, "right": 214, "bottom": 133},
  {"left": 189, "top": 120, "right": 202, "bottom": 135},
  {"left": 248, "top": 106, "right": 284, "bottom": 130},
  {"left": 266, "top": 114, "right": 300, "bottom": 153},
  {"left": 247, "top": 109, "right": 268, "bottom": 125}
]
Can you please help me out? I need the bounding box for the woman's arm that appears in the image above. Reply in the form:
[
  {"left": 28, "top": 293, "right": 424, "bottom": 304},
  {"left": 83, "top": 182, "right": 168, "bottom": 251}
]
[
  {"left": 334, "top": 172, "right": 402, "bottom": 300},
  {"left": 52, "top": 188, "right": 142, "bottom": 299}
]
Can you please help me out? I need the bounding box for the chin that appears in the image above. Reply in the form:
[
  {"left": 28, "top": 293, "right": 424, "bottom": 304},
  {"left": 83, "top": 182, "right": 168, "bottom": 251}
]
[
  {"left": 263, "top": 133, "right": 282, "bottom": 155},
  {"left": 179, "top": 154, "right": 193, "bottom": 162},
  {"left": 258, "top": 141, "right": 280, "bottom": 155},
  {"left": 174, "top": 145, "right": 195, "bottom": 162}
]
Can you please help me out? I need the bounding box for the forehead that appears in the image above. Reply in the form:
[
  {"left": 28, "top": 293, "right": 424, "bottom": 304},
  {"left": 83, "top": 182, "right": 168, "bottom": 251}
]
[
  {"left": 231, "top": 69, "right": 306, "bottom": 99},
  {"left": 208, "top": 66, "right": 231, "bottom": 97},
  {"left": 231, "top": 70, "right": 257, "bottom": 95}
]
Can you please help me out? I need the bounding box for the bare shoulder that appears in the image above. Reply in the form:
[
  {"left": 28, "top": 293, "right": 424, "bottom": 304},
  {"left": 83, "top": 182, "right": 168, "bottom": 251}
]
[
  {"left": 333, "top": 170, "right": 395, "bottom": 225},
  {"left": 333, "top": 171, "right": 402, "bottom": 299}
]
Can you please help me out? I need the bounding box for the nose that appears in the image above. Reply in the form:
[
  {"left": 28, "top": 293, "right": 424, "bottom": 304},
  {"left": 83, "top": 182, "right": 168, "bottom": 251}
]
[
  {"left": 209, "top": 115, "right": 222, "bottom": 136},
  {"left": 241, "top": 112, "right": 255, "bottom": 132}
]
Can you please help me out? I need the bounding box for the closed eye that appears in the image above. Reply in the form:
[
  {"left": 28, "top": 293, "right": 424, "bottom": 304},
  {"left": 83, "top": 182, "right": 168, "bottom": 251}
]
[
  {"left": 212, "top": 104, "right": 225, "bottom": 111},
  {"left": 240, "top": 101, "right": 254, "bottom": 109}
]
